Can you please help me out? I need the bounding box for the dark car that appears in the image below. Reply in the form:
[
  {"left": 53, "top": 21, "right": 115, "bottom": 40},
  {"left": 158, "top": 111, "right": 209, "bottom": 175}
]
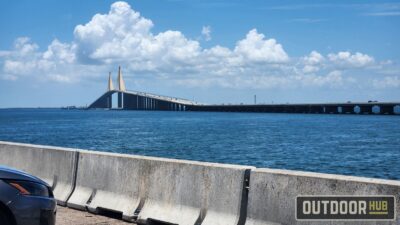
[{"left": 0, "top": 166, "right": 56, "bottom": 225}]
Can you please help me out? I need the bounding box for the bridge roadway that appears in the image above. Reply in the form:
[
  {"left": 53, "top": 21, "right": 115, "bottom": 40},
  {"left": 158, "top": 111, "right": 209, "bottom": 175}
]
[
  {"left": 187, "top": 102, "right": 400, "bottom": 115},
  {"left": 88, "top": 90, "right": 400, "bottom": 115},
  {"left": 88, "top": 90, "right": 196, "bottom": 111}
]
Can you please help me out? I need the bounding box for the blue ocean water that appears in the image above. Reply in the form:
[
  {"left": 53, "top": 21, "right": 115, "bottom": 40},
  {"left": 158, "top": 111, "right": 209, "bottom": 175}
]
[{"left": 0, "top": 108, "right": 399, "bottom": 180}]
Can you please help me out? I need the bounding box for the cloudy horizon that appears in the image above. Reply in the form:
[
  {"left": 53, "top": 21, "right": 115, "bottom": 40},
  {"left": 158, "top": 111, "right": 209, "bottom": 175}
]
[{"left": 0, "top": 1, "right": 399, "bottom": 107}]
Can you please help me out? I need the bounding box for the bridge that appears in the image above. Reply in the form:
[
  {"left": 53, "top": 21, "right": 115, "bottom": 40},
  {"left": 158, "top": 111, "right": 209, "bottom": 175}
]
[
  {"left": 88, "top": 67, "right": 197, "bottom": 111},
  {"left": 88, "top": 67, "right": 400, "bottom": 115}
]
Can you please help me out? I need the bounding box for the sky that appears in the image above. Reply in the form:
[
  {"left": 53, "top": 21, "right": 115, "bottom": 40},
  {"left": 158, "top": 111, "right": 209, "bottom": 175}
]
[{"left": 0, "top": 0, "right": 399, "bottom": 107}]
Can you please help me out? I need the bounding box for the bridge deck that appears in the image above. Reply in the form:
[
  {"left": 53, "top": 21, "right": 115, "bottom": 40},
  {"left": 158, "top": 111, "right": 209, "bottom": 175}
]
[
  {"left": 123, "top": 90, "right": 197, "bottom": 105},
  {"left": 87, "top": 89, "right": 400, "bottom": 115},
  {"left": 88, "top": 89, "right": 197, "bottom": 109}
]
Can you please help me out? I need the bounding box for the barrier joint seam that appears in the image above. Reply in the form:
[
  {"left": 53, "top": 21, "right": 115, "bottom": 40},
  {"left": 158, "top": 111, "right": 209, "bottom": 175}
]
[
  {"left": 237, "top": 169, "right": 252, "bottom": 225},
  {"left": 65, "top": 151, "right": 80, "bottom": 205}
]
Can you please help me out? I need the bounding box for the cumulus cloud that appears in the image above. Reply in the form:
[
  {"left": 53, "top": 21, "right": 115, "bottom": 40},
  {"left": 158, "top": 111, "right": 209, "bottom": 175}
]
[
  {"left": 3, "top": 37, "right": 45, "bottom": 76},
  {"left": 328, "top": 51, "right": 374, "bottom": 68},
  {"left": 13, "top": 37, "right": 39, "bottom": 56},
  {"left": 0, "top": 1, "right": 395, "bottom": 91},
  {"left": 1, "top": 37, "right": 88, "bottom": 82},
  {"left": 43, "top": 40, "right": 76, "bottom": 64},
  {"left": 72, "top": 3, "right": 287, "bottom": 68},
  {"left": 234, "top": 29, "right": 289, "bottom": 63},
  {"left": 301, "top": 51, "right": 324, "bottom": 73},
  {"left": 303, "top": 51, "right": 324, "bottom": 65},
  {"left": 74, "top": 1, "right": 154, "bottom": 64}
]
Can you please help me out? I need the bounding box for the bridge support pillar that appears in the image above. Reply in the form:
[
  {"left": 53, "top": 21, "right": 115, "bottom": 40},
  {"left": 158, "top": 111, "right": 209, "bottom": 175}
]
[
  {"left": 325, "top": 106, "right": 337, "bottom": 114},
  {"left": 107, "top": 96, "right": 112, "bottom": 109},
  {"left": 381, "top": 105, "right": 394, "bottom": 115},
  {"left": 342, "top": 105, "right": 354, "bottom": 114},
  {"left": 309, "top": 105, "right": 323, "bottom": 113},
  {"left": 118, "top": 92, "right": 123, "bottom": 109},
  {"left": 360, "top": 105, "right": 372, "bottom": 114}
]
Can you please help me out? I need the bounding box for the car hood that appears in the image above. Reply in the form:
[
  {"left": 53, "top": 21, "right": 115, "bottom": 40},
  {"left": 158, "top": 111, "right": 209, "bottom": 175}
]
[{"left": 0, "top": 165, "right": 49, "bottom": 187}]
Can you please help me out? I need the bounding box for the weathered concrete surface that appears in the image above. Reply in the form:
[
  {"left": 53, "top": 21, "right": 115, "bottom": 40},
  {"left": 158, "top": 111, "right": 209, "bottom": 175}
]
[
  {"left": 246, "top": 168, "right": 400, "bottom": 225},
  {"left": 68, "top": 149, "right": 252, "bottom": 225},
  {"left": 67, "top": 151, "right": 143, "bottom": 222},
  {"left": 57, "top": 206, "right": 132, "bottom": 225},
  {"left": 136, "top": 159, "right": 253, "bottom": 225},
  {"left": 0, "top": 141, "right": 78, "bottom": 205}
]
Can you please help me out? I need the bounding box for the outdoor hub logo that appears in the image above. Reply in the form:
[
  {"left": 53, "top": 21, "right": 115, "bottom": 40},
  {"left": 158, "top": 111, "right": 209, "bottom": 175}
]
[{"left": 296, "top": 196, "right": 396, "bottom": 221}]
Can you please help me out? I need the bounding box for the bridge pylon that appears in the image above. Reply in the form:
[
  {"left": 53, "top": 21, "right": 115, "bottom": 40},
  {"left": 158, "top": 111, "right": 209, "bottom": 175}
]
[
  {"left": 117, "top": 66, "right": 126, "bottom": 108},
  {"left": 107, "top": 72, "right": 114, "bottom": 91},
  {"left": 118, "top": 66, "right": 126, "bottom": 92}
]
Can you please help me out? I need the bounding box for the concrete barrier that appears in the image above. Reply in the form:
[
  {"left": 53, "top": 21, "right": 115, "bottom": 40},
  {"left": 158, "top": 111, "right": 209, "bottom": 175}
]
[
  {"left": 246, "top": 168, "right": 400, "bottom": 225},
  {"left": 2, "top": 141, "right": 400, "bottom": 225},
  {"left": 66, "top": 150, "right": 144, "bottom": 222},
  {"left": 0, "top": 141, "right": 78, "bottom": 205},
  {"left": 136, "top": 159, "right": 253, "bottom": 225},
  {"left": 67, "top": 149, "right": 253, "bottom": 224}
]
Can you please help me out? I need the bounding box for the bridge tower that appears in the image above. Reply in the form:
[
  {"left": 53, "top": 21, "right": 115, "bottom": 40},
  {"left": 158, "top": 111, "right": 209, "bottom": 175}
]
[
  {"left": 106, "top": 72, "right": 114, "bottom": 108},
  {"left": 108, "top": 72, "right": 114, "bottom": 91},
  {"left": 118, "top": 66, "right": 126, "bottom": 91},
  {"left": 117, "top": 66, "right": 126, "bottom": 108}
]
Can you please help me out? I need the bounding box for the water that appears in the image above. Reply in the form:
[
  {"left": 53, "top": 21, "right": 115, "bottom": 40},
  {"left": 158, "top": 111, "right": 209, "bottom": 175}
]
[{"left": 0, "top": 108, "right": 399, "bottom": 180}]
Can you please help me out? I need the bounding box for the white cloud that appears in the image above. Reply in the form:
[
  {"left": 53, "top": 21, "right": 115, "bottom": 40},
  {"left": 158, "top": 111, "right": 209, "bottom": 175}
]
[
  {"left": 2, "top": 38, "right": 42, "bottom": 76},
  {"left": 73, "top": 3, "right": 287, "bottom": 67},
  {"left": 328, "top": 51, "right": 374, "bottom": 68},
  {"left": 301, "top": 51, "right": 324, "bottom": 73},
  {"left": 13, "top": 37, "right": 39, "bottom": 56},
  {"left": 74, "top": 1, "right": 154, "bottom": 64},
  {"left": 4, "top": 60, "right": 36, "bottom": 75},
  {"left": 201, "top": 26, "right": 212, "bottom": 41},
  {"left": 0, "top": 1, "right": 395, "bottom": 91},
  {"left": 69, "top": 2, "right": 290, "bottom": 76},
  {"left": 234, "top": 29, "right": 289, "bottom": 63},
  {"left": 303, "top": 51, "right": 324, "bottom": 65},
  {"left": 43, "top": 39, "right": 76, "bottom": 64},
  {"left": 1, "top": 36, "right": 82, "bottom": 82}
]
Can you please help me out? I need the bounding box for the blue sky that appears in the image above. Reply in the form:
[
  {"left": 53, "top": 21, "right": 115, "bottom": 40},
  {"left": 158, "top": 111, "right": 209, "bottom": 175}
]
[{"left": 0, "top": 0, "right": 399, "bottom": 107}]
